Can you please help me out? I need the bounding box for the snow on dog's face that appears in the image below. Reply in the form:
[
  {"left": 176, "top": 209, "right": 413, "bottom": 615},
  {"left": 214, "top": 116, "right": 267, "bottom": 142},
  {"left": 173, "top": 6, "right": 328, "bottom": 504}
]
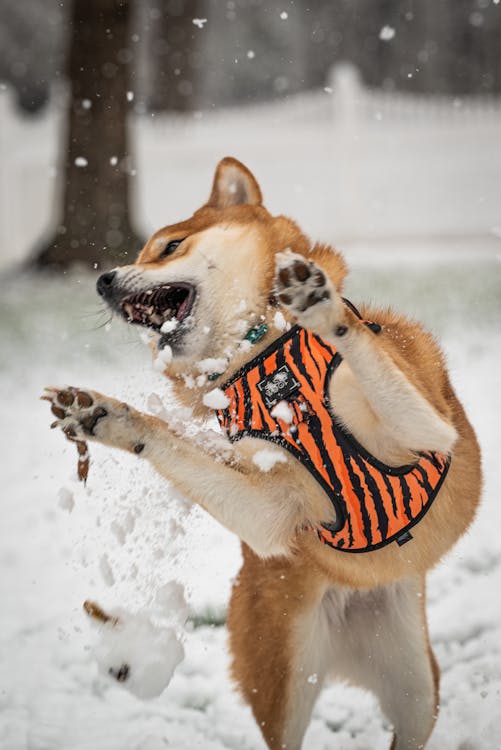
[{"left": 96, "top": 157, "right": 344, "bottom": 379}]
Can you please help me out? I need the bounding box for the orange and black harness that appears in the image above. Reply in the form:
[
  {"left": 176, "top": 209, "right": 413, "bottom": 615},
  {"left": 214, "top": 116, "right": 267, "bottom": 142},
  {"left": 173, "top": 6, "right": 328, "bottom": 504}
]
[{"left": 215, "top": 303, "right": 450, "bottom": 553}]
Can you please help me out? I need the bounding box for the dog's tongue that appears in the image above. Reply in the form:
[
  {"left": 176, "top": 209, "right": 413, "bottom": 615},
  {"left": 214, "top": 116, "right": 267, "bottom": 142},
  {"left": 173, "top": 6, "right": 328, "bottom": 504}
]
[{"left": 176, "top": 296, "right": 190, "bottom": 321}]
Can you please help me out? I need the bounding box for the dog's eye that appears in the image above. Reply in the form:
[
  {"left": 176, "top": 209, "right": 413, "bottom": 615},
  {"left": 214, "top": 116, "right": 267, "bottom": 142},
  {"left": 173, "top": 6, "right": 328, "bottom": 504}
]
[{"left": 159, "top": 239, "right": 185, "bottom": 258}]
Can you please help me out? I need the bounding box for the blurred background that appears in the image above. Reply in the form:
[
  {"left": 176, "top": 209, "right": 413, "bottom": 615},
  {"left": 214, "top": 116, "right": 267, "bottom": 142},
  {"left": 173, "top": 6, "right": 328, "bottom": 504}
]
[
  {"left": 1, "top": 0, "right": 501, "bottom": 268},
  {"left": 0, "top": 2, "right": 500, "bottom": 750}
]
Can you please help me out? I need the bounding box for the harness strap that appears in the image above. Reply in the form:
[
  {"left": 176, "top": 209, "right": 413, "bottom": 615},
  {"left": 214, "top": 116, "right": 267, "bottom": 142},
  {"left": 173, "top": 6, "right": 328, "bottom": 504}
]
[{"left": 342, "top": 297, "right": 382, "bottom": 335}]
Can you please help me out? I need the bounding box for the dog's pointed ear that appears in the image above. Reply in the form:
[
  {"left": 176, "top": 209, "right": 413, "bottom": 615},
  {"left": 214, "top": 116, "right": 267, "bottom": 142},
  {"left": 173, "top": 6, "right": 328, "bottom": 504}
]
[{"left": 207, "top": 157, "right": 262, "bottom": 208}]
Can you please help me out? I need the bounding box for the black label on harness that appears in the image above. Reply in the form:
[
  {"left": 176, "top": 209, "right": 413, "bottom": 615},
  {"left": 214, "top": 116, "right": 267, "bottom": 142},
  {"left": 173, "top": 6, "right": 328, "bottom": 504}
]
[
  {"left": 257, "top": 365, "right": 300, "bottom": 408},
  {"left": 396, "top": 531, "right": 413, "bottom": 546}
]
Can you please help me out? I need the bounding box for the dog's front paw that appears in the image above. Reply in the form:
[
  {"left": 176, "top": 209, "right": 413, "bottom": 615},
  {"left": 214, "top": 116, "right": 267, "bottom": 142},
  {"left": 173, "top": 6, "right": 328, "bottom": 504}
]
[
  {"left": 274, "top": 252, "right": 345, "bottom": 336},
  {"left": 275, "top": 252, "right": 330, "bottom": 313},
  {"left": 42, "top": 387, "right": 128, "bottom": 444}
]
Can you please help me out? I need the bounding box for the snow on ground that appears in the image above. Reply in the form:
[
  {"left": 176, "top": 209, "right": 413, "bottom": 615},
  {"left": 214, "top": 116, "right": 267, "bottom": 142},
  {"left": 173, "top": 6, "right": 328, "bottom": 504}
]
[{"left": 0, "top": 241, "right": 500, "bottom": 749}]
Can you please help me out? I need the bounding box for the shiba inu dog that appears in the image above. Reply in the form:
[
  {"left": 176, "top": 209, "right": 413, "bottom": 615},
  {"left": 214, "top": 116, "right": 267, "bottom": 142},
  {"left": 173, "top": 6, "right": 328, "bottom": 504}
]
[{"left": 43, "top": 157, "right": 482, "bottom": 750}]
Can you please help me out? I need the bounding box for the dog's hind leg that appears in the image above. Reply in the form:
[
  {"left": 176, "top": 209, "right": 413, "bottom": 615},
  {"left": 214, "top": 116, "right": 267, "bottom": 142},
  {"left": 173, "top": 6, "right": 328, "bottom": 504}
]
[
  {"left": 228, "top": 545, "right": 330, "bottom": 750},
  {"left": 331, "top": 575, "right": 439, "bottom": 750}
]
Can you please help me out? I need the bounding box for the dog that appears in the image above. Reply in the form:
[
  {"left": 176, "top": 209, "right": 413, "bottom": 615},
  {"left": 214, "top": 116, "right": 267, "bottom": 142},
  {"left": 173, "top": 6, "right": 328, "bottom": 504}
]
[{"left": 43, "top": 157, "right": 482, "bottom": 750}]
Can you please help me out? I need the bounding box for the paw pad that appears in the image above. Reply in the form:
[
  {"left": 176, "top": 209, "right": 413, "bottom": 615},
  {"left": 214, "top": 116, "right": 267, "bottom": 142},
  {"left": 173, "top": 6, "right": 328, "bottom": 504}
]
[
  {"left": 275, "top": 253, "right": 330, "bottom": 315},
  {"left": 42, "top": 386, "right": 97, "bottom": 483}
]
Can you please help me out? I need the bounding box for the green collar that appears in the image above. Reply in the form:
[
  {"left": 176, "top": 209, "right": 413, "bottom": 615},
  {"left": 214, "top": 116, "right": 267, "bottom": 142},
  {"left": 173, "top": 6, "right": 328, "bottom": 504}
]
[{"left": 207, "top": 323, "right": 269, "bottom": 382}]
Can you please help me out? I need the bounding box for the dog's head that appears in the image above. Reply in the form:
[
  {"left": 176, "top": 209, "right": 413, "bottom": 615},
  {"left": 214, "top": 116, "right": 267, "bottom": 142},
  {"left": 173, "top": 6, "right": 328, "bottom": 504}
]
[{"left": 97, "top": 157, "right": 347, "bottom": 384}]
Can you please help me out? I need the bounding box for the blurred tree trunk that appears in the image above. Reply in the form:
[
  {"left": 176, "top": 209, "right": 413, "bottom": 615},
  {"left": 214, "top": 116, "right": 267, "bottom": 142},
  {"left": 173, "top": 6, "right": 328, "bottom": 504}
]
[
  {"left": 35, "top": 0, "right": 142, "bottom": 271},
  {"left": 142, "top": 0, "right": 205, "bottom": 113}
]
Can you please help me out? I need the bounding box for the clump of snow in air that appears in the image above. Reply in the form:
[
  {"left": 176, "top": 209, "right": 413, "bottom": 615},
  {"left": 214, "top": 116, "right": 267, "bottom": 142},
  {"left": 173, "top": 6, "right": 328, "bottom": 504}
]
[
  {"left": 74, "top": 156, "right": 88, "bottom": 167},
  {"left": 252, "top": 449, "right": 287, "bottom": 473},
  {"left": 280, "top": 11, "right": 288, "bottom": 20},
  {"left": 57, "top": 486, "right": 74, "bottom": 512},
  {"left": 197, "top": 357, "right": 227, "bottom": 375},
  {"left": 273, "top": 310, "right": 287, "bottom": 331},
  {"left": 192, "top": 18, "right": 207, "bottom": 29},
  {"left": 110, "top": 155, "right": 118, "bottom": 166},
  {"left": 91, "top": 608, "right": 185, "bottom": 700},
  {"left": 271, "top": 400, "right": 294, "bottom": 424},
  {"left": 155, "top": 581, "right": 189, "bottom": 622},
  {"left": 126, "top": 91, "right": 134, "bottom": 102},
  {"left": 379, "top": 25, "right": 396, "bottom": 41},
  {"left": 81, "top": 98, "right": 92, "bottom": 109},
  {"left": 307, "top": 673, "right": 318, "bottom": 685},
  {"left": 202, "top": 388, "right": 230, "bottom": 409},
  {"left": 154, "top": 345, "right": 173, "bottom": 372},
  {"left": 160, "top": 318, "right": 178, "bottom": 334},
  {"left": 246, "top": 50, "right": 255, "bottom": 59}
]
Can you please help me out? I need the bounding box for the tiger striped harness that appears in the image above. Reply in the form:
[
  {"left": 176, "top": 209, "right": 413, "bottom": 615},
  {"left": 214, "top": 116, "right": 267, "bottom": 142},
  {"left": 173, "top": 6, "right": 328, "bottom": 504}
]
[{"left": 215, "top": 306, "right": 450, "bottom": 553}]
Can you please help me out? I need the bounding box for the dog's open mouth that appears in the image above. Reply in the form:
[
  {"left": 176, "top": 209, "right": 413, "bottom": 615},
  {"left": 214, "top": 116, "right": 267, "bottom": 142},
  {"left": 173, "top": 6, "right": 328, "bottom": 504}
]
[{"left": 120, "top": 283, "right": 196, "bottom": 331}]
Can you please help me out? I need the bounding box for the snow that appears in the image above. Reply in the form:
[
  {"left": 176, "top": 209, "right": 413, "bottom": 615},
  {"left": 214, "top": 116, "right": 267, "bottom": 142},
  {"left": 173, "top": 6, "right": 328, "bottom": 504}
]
[
  {"left": 57, "top": 486, "right": 74, "bottom": 512},
  {"left": 273, "top": 310, "right": 287, "bottom": 331},
  {"left": 270, "top": 400, "right": 294, "bottom": 424},
  {"left": 153, "top": 345, "right": 172, "bottom": 372},
  {"left": 197, "top": 357, "right": 228, "bottom": 375},
  {"left": 202, "top": 387, "right": 230, "bottom": 409},
  {"left": 99, "top": 554, "right": 116, "bottom": 587},
  {"left": 91, "top": 608, "right": 184, "bottom": 700},
  {"left": 74, "top": 156, "right": 88, "bottom": 167},
  {"left": 155, "top": 582, "right": 189, "bottom": 622},
  {"left": 252, "top": 448, "right": 288, "bottom": 473},
  {"left": 159, "top": 318, "right": 178, "bottom": 334},
  {"left": 192, "top": 18, "right": 207, "bottom": 29},
  {"left": 379, "top": 25, "right": 396, "bottom": 41}
]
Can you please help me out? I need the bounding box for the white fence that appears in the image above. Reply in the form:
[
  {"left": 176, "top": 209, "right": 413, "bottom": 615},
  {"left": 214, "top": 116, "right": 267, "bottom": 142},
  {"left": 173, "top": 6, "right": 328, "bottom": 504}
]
[{"left": 1, "top": 65, "right": 501, "bottom": 270}]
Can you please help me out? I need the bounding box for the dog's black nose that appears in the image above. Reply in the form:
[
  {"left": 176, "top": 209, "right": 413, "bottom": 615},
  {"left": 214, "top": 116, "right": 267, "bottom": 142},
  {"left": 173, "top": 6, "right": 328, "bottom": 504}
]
[{"left": 96, "top": 271, "right": 117, "bottom": 297}]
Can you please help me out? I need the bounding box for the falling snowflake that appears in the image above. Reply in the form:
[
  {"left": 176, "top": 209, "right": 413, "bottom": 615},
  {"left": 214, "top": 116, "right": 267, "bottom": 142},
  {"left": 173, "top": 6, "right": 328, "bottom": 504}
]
[
  {"left": 192, "top": 18, "right": 207, "bottom": 29},
  {"left": 74, "top": 157, "right": 88, "bottom": 167},
  {"left": 280, "top": 11, "right": 288, "bottom": 20},
  {"left": 379, "top": 25, "right": 395, "bottom": 41}
]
